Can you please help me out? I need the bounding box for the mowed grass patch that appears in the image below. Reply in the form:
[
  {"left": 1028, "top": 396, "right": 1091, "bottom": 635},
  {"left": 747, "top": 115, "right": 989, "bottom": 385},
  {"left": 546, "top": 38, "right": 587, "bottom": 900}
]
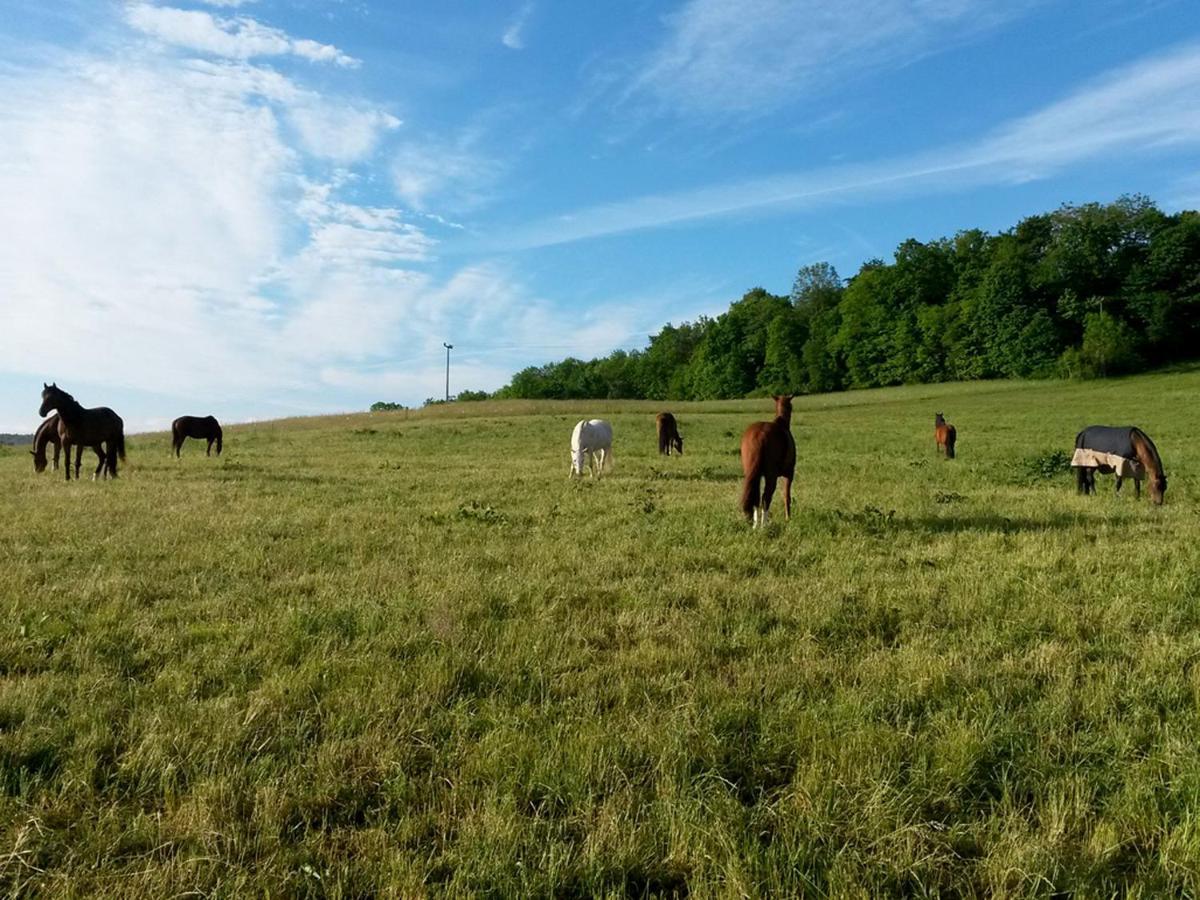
[{"left": 1, "top": 371, "right": 1200, "bottom": 896}]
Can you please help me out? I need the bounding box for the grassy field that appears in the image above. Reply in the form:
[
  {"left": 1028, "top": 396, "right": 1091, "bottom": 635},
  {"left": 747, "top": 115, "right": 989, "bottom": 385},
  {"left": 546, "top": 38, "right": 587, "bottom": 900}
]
[{"left": 2, "top": 370, "right": 1200, "bottom": 897}]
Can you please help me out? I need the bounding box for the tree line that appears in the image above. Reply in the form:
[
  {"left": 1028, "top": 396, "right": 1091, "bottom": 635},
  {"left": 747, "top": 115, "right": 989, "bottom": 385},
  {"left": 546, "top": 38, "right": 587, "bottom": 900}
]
[{"left": 484, "top": 196, "right": 1199, "bottom": 401}]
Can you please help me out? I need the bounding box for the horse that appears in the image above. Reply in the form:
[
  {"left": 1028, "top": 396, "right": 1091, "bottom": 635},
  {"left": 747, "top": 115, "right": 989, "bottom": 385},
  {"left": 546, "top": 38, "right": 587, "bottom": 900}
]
[
  {"left": 740, "top": 395, "right": 796, "bottom": 528},
  {"left": 655, "top": 412, "right": 683, "bottom": 456},
  {"left": 38, "top": 383, "right": 125, "bottom": 481},
  {"left": 1073, "top": 426, "right": 1167, "bottom": 505},
  {"left": 570, "top": 419, "right": 613, "bottom": 478},
  {"left": 934, "top": 412, "right": 956, "bottom": 459},
  {"left": 31, "top": 415, "right": 62, "bottom": 473},
  {"left": 31, "top": 413, "right": 106, "bottom": 478},
  {"left": 172, "top": 415, "right": 223, "bottom": 457}
]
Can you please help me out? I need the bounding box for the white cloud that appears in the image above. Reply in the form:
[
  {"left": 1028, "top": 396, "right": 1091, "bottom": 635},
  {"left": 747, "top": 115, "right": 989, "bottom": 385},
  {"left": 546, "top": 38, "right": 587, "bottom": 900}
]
[
  {"left": 502, "top": 2, "right": 534, "bottom": 50},
  {"left": 625, "top": 0, "right": 1042, "bottom": 116},
  {"left": 287, "top": 103, "right": 401, "bottom": 162},
  {"left": 0, "top": 43, "right": 577, "bottom": 428},
  {"left": 126, "top": 3, "right": 359, "bottom": 67},
  {"left": 391, "top": 136, "right": 500, "bottom": 212},
  {"left": 501, "top": 41, "right": 1200, "bottom": 248}
]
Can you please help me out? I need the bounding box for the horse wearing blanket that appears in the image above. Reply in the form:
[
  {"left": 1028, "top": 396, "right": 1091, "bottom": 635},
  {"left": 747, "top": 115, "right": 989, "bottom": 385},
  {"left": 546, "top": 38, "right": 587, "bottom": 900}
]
[
  {"left": 1072, "top": 425, "right": 1167, "bottom": 505},
  {"left": 570, "top": 419, "right": 614, "bottom": 478}
]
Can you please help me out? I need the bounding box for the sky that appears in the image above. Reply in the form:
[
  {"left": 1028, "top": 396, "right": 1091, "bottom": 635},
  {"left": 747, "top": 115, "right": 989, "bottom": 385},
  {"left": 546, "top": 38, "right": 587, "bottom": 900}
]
[{"left": 2, "top": 0, "right": 1199, "bottom": 433}]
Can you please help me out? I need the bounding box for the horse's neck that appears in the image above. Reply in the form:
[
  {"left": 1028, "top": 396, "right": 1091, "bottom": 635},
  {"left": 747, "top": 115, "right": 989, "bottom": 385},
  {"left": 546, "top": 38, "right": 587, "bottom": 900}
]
[
  {"left": 55, "top": 395, "right": 84, "bottom": 421},
  {"left": 1133, "top": 433, "right": 1162, "bottom": 476},
  {"left": 775, "top": 413, "right": 792, "bottom": 428},
  {"left": 34, "top": 424, "right": 54, "bottom": 454}
]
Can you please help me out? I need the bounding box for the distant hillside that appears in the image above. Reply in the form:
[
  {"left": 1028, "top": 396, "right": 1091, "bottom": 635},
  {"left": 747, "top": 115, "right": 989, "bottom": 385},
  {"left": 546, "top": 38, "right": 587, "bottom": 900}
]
[{"left": 0, "top": 433, "right": 33, "bottom": 446}]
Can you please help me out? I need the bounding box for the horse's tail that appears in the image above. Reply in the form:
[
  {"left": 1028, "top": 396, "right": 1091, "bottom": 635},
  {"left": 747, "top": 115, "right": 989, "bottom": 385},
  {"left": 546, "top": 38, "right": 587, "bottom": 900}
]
[
  {"left": 216, "top": 430, "right": 223, "bottom": 455},
  {"left": 115, "top": 428, "right": 127, "bottom": 461},
  {"left": 740, "top": 468, "right": 761, "bottom": 520},
  {"left": 945, "top": 426, "right": 956, "bottom": 459}
]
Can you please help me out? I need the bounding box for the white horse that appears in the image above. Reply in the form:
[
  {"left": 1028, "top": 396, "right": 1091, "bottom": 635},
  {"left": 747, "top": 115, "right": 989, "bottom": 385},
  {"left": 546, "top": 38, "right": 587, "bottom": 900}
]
[{"left": 569, "top": 419, "right": 613, "bottom": 478}]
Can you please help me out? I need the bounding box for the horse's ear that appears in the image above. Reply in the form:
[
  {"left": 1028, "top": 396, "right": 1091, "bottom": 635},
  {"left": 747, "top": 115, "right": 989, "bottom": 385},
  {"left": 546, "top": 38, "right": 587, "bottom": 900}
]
[{"left": 43, "top": 382, "right": 48, "bottom": 388}]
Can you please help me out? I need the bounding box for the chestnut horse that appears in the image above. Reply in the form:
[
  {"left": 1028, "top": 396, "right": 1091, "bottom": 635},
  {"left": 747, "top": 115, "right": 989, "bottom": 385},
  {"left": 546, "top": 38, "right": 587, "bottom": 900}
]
[
  {"left": 655, "top": 412, "right": 683, "bottom": 456},
  {"left": 38, "top": 383, "right": 125, "bottom": 481},
  {"left": 172, "top": 415, "right": 223, "bottom": 457},
  {"left": 1074, "top": 426, "right": 1167, "bottom": 505},
  {"left": 740, "top": 395, "right": 795, "bottom": 527},
  {"left": 934, "top": 412, "right": 956, "bottom": 459},
  {"left": 31, "top": 413, "right": 106, "bottom": 477}
]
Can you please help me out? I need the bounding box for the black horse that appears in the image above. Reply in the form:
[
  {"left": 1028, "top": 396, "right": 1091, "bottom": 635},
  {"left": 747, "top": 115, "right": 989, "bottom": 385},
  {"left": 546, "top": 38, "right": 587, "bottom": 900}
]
[
  {"left": 172, "top": 415, "right": 223, "bottom": 457},
  {"left": 38, "top": 383, "right": 125, "bottom": 480}
]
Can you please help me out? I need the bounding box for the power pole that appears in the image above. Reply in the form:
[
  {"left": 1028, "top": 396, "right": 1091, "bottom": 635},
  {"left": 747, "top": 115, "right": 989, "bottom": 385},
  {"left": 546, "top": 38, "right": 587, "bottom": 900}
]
[{"left": 443, "top": 342, "right": 453, "bottom": 401}]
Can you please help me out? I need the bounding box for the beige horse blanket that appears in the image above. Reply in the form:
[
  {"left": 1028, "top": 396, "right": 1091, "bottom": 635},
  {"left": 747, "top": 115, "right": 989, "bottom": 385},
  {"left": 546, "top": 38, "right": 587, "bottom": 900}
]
[{"left": 1070, "top": 448, "right": 1144, "bottom": 480}]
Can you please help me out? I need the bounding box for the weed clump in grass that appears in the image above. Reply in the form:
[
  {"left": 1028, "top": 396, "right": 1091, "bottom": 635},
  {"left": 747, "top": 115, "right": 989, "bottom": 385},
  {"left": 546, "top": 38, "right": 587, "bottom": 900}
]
[
  {"left": 456, "top": 500, "right": 508, "bottom": 525},
  {"left": 1020, "top": 449, "right": 1073, "bottom": 482}
]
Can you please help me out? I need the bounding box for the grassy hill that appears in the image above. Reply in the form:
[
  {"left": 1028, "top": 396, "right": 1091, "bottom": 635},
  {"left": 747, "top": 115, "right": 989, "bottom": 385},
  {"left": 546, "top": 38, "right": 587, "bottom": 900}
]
[{"left": 2, "top": 371, "right": 1199, "bottom": 896}]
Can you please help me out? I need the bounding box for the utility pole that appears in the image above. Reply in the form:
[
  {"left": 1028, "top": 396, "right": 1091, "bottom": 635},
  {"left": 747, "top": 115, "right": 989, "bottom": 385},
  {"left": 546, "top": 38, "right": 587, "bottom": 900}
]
[{"left": 443, "top": 342, "right": 453, "bottom": 401}]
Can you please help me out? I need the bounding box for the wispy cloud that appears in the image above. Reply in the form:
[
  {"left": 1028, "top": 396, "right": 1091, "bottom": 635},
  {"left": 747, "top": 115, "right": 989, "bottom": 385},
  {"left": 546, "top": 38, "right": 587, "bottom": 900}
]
[
  {"left": 623, "top": 0, "right": 1044, "bottom": 116},
  {"left": 501, "top": 41, "right": 1200, "bottom": 249},
  {"left": 502, "top": 2, "right": 534, "bottom": 50},
  {"left": 126, "top": 3, "right": 360, "bottom": 67}
]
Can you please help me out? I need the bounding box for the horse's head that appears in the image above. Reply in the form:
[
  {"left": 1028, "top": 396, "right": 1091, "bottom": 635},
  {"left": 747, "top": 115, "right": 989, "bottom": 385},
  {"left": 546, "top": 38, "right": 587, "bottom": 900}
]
[
  {"left": 773, "top": 395, "right": 793, "bottom": 420},
  {"left": 1150, "top": 474, "right": 1167, "bottom": 505},
  {"left": 935, "top": 412, "right": 945, "bottom": 425},
  {"left": 672, "top": 434, "right": 684, "bottom": 455},
  {"left": 30, "top": 449, "right": 47, "bottom": 473},
  {"left": 38, "top": 382, "right": 61, "bottom": 417}
]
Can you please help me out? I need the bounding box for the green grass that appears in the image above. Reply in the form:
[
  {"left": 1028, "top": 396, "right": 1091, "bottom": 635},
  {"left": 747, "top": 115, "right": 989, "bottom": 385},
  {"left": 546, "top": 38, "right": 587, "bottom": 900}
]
[{"left": 2, "top": 371, "right": 1200, "bottom": 897}]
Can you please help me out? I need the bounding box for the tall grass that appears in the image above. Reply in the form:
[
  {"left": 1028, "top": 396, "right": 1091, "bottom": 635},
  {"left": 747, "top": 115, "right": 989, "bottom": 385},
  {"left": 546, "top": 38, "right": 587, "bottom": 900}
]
[{"left": 1, "top": 370, "right": 1199, "bottom": 896}]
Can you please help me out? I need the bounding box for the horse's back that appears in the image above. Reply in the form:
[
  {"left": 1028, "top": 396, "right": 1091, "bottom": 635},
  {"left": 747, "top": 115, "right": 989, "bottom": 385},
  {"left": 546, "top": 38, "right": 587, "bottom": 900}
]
[
  {"left": 741, "top": 419, "right": 793, "bottom": 476},
  {"left": 587, "top": 419, "right": 613, "bottom": 448},
  {"left": 1076, "top": 425, "right": 1135, "bottom": 457}
]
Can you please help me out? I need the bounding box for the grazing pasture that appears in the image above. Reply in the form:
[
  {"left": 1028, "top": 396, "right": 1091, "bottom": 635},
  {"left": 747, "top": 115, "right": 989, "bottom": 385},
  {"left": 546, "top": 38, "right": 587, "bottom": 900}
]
[{"left": 2, "top": 370, "right": 1200, "bottom": 897}]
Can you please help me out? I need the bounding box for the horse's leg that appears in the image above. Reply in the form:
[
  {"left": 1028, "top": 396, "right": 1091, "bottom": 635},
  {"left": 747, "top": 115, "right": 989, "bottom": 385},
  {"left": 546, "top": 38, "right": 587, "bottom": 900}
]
[
  {"left": 1135, "top": 479, "right": 1141, "bottom": 500},
  {"left": 52, "top": 442, "right": 60, "bottom": 471},
  {"left": 92, "top": 446, "right": 105, "bottom": 481},
  {"left": 782, "top": 476, "right": 792, "bottom": 520},
  {"left": 63, "top": 440, "right": 73, "bottom": 481},
  {"left": 1115, "top": 476, "right": 1123, "bottom": 494},
  {"left": 761, "top": 475, "right": 777, "bottom": 525},
  {"left": 206, "top": 437, "right": 213, "bottom": 456}
]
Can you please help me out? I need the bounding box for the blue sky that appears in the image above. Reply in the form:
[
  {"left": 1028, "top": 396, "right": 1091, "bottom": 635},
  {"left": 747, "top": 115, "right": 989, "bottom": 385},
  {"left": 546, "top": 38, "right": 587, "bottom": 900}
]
[{"left": 2, "top": 0, "right": 1199, "bottom": 432}]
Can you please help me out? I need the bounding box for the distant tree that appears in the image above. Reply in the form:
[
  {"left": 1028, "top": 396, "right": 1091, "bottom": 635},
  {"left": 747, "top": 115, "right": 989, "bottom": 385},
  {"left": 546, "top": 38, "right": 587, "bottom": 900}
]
[
  {"left": 790, "top": 262, "right": 842, "bottom": 306},
  {"left": 370, "top": 401, "right": 407, "bottom": 412},
  {"left": 1080, "top": 311, "right": 1141, "bottom": 376},
  {"left": 455, "top": 390, "right": 490, "bottom": 402},
  {"left": 493, "top": 195, "right": 1200, "bottom": 400}
]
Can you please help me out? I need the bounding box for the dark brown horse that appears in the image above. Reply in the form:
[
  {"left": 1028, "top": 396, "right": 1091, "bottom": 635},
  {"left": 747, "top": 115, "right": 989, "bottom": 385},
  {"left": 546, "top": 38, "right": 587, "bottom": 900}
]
[
  {"left": 31, "top": 413, "right": 106, "bottom": 477},
  {"left": 934, "top": 412, "right": 956, "bottom": 459},
  {"left": 655, "top": 412, "right": 683, "bottom": 455},
  {"left": 172, "top": 415, "right": 223, "bottom": 457},
  {"left": 38, "top": 383, "right": 125, "bottom": 481},
  {"left": 1074, "top": 426, "right": 1167, "bottom": 505},
  {"left": 740, "top": 395, "right": 796, "bottom": 527}
]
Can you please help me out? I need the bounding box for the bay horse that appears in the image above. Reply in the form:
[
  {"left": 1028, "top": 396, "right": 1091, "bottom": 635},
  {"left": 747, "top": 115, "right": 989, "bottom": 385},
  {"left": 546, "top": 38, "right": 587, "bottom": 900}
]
[
  {"left": 31, "top": 413, "right": 106, "bottom": 478},
  {"left": 934, "top": 412, "right": 956, "bottom": 459},
  {"left": 655, "top": 412, "right": 683, "bottom": 456},
  {"left": 172, "top": 415, "right": 223, "bottom": 457},
  {"left": 740, "top": 395, "right": 795, "bottom": 527},
  {"left": 38, "top": 383, "right": 125, "bottom": 481},
  {"left": 570, "top": 419, "right": 614, "bottom": 478},
  {"left": 1073, "top": 425, "right": 1167, "bottom": 505}
]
